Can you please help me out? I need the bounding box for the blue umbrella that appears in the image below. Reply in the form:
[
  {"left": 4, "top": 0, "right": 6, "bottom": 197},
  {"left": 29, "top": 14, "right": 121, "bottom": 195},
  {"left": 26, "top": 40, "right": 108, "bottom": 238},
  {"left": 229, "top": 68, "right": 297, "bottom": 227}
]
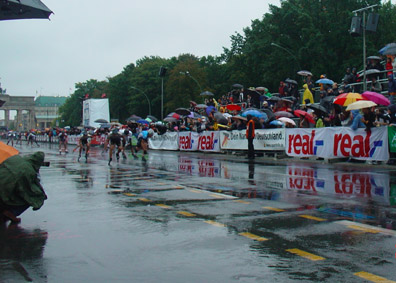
[
  {"left": 241, "top": 110, "right": 268, "bottom": 121},
  {"left": 270, "top": 120, "right": 283, "bottom": 127},
  {"left": 379, "top": 43, "right": 396, "bottom": 55},
  {"left": 205, "top": 106, "right": 217, "bottom": 116},
  {"left": 316, "top": 78, "right": 334, "bottom": 85},
  {"left": 137, "top": 119, "right": 149, "bottom": 125}
]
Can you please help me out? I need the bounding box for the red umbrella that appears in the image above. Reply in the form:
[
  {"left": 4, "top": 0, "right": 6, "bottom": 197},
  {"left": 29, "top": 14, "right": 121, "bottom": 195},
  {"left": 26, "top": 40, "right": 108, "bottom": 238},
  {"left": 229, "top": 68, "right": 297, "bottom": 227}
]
[
  {"left": 226, "top": 104, "right": 241, "bottom": 111},
  {"left": 361, "top": 91, "right": 390, "bottom": 106},
  {"left": 294, "top": 109, "right": 315, "bottom": 124}
]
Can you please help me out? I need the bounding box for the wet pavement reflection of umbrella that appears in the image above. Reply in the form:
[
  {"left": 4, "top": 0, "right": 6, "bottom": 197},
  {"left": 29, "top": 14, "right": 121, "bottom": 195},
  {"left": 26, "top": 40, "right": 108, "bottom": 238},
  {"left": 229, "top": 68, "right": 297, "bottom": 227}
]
[
  {"left": 0, "top": 0, "right": 53, "bottom": 21},
  {"left": 274, "top": 111, "right": 294, "bottom": 118},
  {"left": 175, "top": 108, "right": 191, "bottom": 116},
  {"left": 346, "top": 100, "right": 377, "bottom": 111},
  {"left": 361, "top": 91, "right": 390, "bottom": 106},
  {"left": 334, "top": 92, "right": 363, "bottom": 106}
]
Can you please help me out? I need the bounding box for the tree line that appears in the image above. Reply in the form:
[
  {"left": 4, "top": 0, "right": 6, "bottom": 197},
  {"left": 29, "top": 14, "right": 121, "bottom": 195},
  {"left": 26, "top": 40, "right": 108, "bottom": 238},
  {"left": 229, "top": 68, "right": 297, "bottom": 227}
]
[{"left": 59, "top": 0, "right": 396, "bottom": 126}]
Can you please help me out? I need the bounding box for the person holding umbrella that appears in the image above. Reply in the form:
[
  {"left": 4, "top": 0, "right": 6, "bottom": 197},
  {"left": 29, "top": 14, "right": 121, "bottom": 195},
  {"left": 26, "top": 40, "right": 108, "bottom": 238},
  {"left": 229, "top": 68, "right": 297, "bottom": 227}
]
[{"left": 246, "top": 115, "right": 255, "bottom": 159}]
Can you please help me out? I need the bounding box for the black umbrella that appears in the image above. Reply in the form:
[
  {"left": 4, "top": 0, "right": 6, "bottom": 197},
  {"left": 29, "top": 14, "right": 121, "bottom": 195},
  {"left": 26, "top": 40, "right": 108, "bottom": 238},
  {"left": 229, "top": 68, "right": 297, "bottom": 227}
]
[
  {"left": 175, "top": 108, "right": 191, "bottom": 116},
  {"left": 232, "top": 83, "right": 244, "bottom": 89},
  {"left": 307, "top": 103, "right": 328, "bottom": 115},
  {"left": 214, "top": 112, "right": 228, "bottom": 125},
  {"left": 268, "top": 96, "right": 281, "bottom": 102},
  {"left": 261, "top": 109, "right": 276, "bottom": 121},
  {"left": 0, "top": 0, "right": 53, "bottom": 21},
  {"left": 200, "top": 91, "right": 214, "bottom": 96},
  {"left": 94, "top": 119, "right": 109, "bottom": 124},
  {"left": 126, "top": 115, "right": 142, "bottom": 122}
]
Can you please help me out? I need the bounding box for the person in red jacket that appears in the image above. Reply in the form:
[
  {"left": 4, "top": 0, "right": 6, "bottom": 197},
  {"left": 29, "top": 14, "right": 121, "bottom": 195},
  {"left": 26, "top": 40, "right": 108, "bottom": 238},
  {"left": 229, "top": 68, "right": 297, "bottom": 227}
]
[{"left": 246, "top": 115, "right": 255, "bottom": 159}]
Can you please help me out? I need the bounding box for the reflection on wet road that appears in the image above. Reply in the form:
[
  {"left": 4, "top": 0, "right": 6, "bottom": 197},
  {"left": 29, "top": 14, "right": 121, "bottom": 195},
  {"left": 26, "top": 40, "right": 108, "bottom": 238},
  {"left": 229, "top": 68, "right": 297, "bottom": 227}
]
[{"left": 1, "top": 144, "right": 396, "bottom": 282}]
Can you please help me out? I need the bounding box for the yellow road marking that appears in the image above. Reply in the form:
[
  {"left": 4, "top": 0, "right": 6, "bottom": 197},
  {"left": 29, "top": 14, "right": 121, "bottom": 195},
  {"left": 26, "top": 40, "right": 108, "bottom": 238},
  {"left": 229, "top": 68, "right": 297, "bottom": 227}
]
[
  {"left": 263, "top": 206, "right": 285, "bottom": 212},
  {"left": 286, "top": 248, "right": 325, "bottom": 261},
  {"left": 210, "top": 194, "right": 225, "bottom": 199},
  {"left": 157, "top": 182, "right": 166, "bottom": 185},
  {"left": 204, "top": 220, "right": 226, "bottom": 227},
  {"left": 299, "top": 215, "right": 326, "bottom": 222},
  {"left": 177, "top": 211, "right": 196, "bottom": 217},
  {"left": 138, "top": 198, "right": 151, "bottom": 202},
  {"left": 239, "top": 232, "right": 268, "bottom": 241},
  {"left": 234, "top": 200, "right": 251, "bottom": 204},
  {"left": 173, "top": 186, "right": 184, "bottom": 189},
  {"left": 123, "top": 193, "right": 136, "bottom": 197},
  {"left": 347, "top": 225, "right": 380, "bottom": 234},
  {"left": 155, "top": 204, "right": 172, "bottom": 209},
  {"left": 354, "top": 271, "right": 396, "bottom": 283}
]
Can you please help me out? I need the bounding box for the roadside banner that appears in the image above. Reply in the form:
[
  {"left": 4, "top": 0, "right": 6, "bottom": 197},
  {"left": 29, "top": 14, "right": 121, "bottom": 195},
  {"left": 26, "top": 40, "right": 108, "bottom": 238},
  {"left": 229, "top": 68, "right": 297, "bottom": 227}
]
[
  {"left": 179, "top": 132, "right": 200, "bottom": 151},
  {"left": 220, "top": 129, "right": 285, "bottom": 150},
  {"left": 148, "top": 132, "right": 179, "bottom": 150},
  {"left": 388, "top": 126, "right": 396, "bottom": 153},
  {"left": 286, "top": 127, "right": 389, "bottom": 161},
  {"left": 196, "top": 131, "right": 220, "bottom": 152}
]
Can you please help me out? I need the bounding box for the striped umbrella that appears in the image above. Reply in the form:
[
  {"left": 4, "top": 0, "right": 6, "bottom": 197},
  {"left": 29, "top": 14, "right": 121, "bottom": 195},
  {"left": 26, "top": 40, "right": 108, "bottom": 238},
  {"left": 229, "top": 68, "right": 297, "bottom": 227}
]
[{"left": 333, "top": 93, "right": 364, "bottom": 106}]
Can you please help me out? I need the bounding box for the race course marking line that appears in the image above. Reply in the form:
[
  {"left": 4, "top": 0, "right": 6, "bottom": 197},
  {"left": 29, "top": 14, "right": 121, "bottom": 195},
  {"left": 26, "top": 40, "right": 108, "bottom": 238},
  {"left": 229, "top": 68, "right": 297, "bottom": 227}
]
[
  {"left": 336, "top": 220, "right": 396, "bottom": 235},
  {"left": 155, "top": 204, "right": 173, "bottom": 209},
  {"left": 188, "top": 189, "right": 204, "bottom": 194},
  {"left": 239, "top": 232, "right": 268, "bottom": 242},
  {"left": 123, "top": 193, "right": 137, "bottom": 197},
  {"left": 286, "top": 248, "right": 325, "bottom": 261},
  {"left": 354, "top": 271, "right": 396, "bottom": 283},
  {"left": 347, "top": 225, "right": 380, "bottom": 234},
  {"left": 233, "top": 200, "right": 251, "bottom": 204},
  {"left": 262, "top": 206, "right": 285, "bottom": 212},
  {"left": 177, "top": 211, "right": 196, "bottom": 217},
  {"left": 204, "top": 220, "right": 227, "bottom": 227},
  {"left": 138, "top": 198, "right": 151, "bottom": 202},
  {"left": 299, "top": 215, "right": 326, "bottom": 222}
]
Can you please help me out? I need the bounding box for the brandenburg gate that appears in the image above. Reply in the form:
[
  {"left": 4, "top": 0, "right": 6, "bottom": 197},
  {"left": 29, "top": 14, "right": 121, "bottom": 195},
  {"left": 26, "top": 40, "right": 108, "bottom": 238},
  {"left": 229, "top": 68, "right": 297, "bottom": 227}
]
[{"left": 0, "top": 94, "right": 36, "bottom": 131}]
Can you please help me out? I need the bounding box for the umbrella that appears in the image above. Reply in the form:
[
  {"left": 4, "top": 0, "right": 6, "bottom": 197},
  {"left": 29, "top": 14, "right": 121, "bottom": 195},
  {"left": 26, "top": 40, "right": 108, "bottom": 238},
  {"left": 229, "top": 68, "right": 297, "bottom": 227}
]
[
  {"left": 255, "top": 86, "right": 267, "bottom": 92},
  {"left": 0, "top": 0, "right": 52, "bottom": 21},
  {"left": 383, "top": 46, "right": 396, "bottom": 55},
  {"left": 100, "top": 123, "right": 111, "bottom": 128},
  {"left": 361, "top": 69, "right": 381, "bottom": 76},
  {"left": 146, "top": 115, "right": 158, "bottom": 122},
  {"left": 195, "top": 104, "right": 207, "bottom": 109},
  {"left": 126, "top": 115, "right": 142, "bottom": 122},
  {"left": 231, "top": 115, "right": 247, "bottom": 121},
  {"left": 269, "top": 120, "right": 283, "bottom": 127},
  {"left": 137, "top": 119, "right": 149, "bottom": 125},
  {"left": 214, "top": 112, "right": 228, "bottom": 125},
  {"left": 274, "top": 111, "right": 294, "bottom": 118},
  {"left": 188, "top": 112, "right": 202, "bottom": 119},
  {"left": 278, "top": 117, "right": 296, "bottom": 126},
  {"left": 294, "top": 109, "right": 315, "bottom": 124},
  {"left": 94, "top": 119, "right": 109, "bottom": 124},
  {"left": 316, "top": 78, "right": 334, "bottom": 85},
  {"left": 261, "top": 109, "right": 276, "bottom": 121},
  {"left": 200, "top": 91, "right": 214, "bottom": 96},
  {"left": 226, "top": 104, "right": 241, "bottom": 111},
  {"left": 367, "top": 56, "right": 382, "bottom": 60},
  {"left": 110, "top": 122, "right": 122, "bottom": 127},
  {"left": 285, "top": 78, "right": 298, "bottom": 85},
  {"left": 175, "top": 108, "right": 191, "bottom": 116},
  {"left": 322, "top": 95, "right": 336, "bottom": 103},
  {"left": 297, "top": 70, "right": 313, "bottom": 76},
  {"left": 333, "top": 92, "right": 364, "bottom": 106},
  {"left": 166, "top": 112, "right": 181, "bottom": 120},
  {"left": 306, "top": 103, "right": 328, "bottom": 115},
  {"left": 268, "top": 96, "right": 281, "bottom": 102},
  {"left": 241, "top": 110, "right": 268, "bottom": 121},
  {"left": 346, "top": 100, "right": 377, "bottom": 111},
  {"left": 163, "top": 117, "right": 177, "bottom": 123},
  {"left": 379, "top": 43, "right": 396, "bottom": 55},
  {"left": 206, "top": 106, "right": 217, "bottom": 116},
  {"left": 232, "top": 83, "right": 244, "bottom": 89},
  {"left": 361, "top": 91, "right": 390, "bottom": 106}
]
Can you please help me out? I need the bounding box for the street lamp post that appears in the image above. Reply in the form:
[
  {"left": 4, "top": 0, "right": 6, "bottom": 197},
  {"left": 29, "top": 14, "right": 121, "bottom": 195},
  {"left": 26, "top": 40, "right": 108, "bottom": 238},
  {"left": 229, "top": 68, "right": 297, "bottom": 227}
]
[
  {"left": 180, "top": 71, "right": 203, "bottom": 93},
  {"left": 270, "top": 42, "right": 302, "bottom": 71},
  {"left": 129, "top": 86, "right": 151, "bottom": 116}
]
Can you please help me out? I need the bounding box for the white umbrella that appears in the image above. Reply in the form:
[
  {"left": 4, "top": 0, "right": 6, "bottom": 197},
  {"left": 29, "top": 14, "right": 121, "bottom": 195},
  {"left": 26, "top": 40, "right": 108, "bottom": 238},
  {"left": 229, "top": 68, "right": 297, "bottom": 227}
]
[
  {"left": 346, "top": 100, "right": 377, "bottom": 111},
  {"left": 278, "top": 117, "right": 296, "bottom": 126}
]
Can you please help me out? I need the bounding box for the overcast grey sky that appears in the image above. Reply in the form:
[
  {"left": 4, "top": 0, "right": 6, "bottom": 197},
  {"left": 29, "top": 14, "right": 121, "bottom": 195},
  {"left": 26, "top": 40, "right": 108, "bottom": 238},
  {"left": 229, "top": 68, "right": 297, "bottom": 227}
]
[{"left": 0, "top": 0, "right": 281, "bottom": 97}]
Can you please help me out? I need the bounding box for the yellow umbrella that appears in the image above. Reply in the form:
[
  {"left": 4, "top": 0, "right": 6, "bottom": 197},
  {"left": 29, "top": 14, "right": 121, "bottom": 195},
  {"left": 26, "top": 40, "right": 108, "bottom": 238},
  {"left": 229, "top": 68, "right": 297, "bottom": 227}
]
[
  {"left": 0, "top": 141, "right": 19, "bottom": 164},
  {"left": 334, "top": 92, "right": 364, "bottom": 106},
  {"left": 346, "top": 100, "right": 377, "bottom": 111}
]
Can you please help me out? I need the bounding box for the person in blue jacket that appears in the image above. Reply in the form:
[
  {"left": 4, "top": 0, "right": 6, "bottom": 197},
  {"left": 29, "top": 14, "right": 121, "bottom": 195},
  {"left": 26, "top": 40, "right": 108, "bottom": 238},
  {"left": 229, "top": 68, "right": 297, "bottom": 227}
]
[{"left": 350, "top": 110, "right": 365, "bottom": 130}]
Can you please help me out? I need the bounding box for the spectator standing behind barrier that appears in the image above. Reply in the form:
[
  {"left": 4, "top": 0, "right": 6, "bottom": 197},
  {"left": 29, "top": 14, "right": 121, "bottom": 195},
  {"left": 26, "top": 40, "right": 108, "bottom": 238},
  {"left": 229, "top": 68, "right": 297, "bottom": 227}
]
[
  {"left": 278, "top": 81, "right": 286, "bottom": 97},
  {"left": 350, "top": 110, "right": 365, "bottom": 130},
  {"left": 246, "top": 115, "right": 255, "bottom": 159},
  {"left": 312, "top": 112, "right": 324, "bottom": 128},
  {"left": 388, "top": 74, "right": 396, "bottom": 104},
  {"left": 302, "top": 84, "right": 314, "bottom": 104},
  {"left": 368, "top": 76, "right": 382, "bottom": 93},
  {"left": 361, "top": 107, "right": 376, "bottom": 133}
]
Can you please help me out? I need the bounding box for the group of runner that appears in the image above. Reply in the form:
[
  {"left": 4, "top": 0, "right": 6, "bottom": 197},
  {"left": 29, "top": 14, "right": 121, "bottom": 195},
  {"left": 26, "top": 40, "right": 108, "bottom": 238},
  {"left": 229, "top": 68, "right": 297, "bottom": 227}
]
[{"left": 6, "top": 130, "right": 40, "bottom": 147}]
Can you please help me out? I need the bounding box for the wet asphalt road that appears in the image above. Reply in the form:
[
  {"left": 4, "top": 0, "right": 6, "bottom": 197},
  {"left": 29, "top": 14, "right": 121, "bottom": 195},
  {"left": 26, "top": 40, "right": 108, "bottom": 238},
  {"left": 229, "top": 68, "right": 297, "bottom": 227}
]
[{"left": 2, "top": 143, "right": 396, "bottom": 282}]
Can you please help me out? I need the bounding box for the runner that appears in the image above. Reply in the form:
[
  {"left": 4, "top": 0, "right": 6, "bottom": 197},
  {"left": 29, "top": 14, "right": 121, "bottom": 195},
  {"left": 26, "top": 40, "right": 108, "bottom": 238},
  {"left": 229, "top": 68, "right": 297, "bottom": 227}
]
[
  {"left": 78, "top": 131, "right": 91, "bottom": 162},
  {"left": 128, "top": 122, "right": 139, "bottom": 159},
  {"left": 136, "top": 127, "right": 154, "bottom": 161},
  {"left": 6, "top": 130, "right": 15, "bottom": 146},
  {"left": 58, "top": 130, "right": 68, "bottom": 154},
  {"left": 107, "top": 128, "right": 123, "bottom": 165},
  {"left": 15, "top": 132, "right": 23, "bottom": 146},
  {"left": 27, "top": 131, "right": 40, "bottom": 147},
  {"left": 120, "top": 128, "right": 130, "bottom": 159}
]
